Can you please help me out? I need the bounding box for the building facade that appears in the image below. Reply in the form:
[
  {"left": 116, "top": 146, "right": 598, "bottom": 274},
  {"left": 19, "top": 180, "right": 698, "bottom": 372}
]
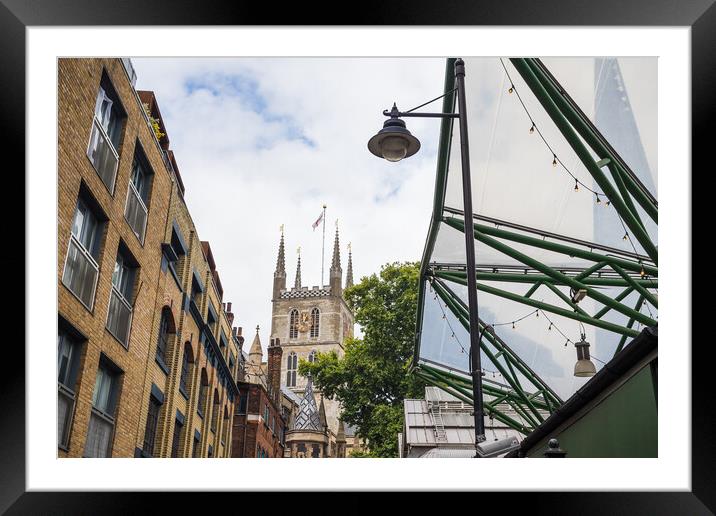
[
  {"left": 270, "top": 229, "right": 354, "bottom": 440},
  {"left": 58, "top": 58, "right": 243, "bottom": 458}
]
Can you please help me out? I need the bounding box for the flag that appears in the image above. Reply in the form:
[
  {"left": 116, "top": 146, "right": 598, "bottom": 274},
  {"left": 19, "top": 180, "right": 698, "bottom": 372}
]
[{"left": 312, "top": 211, "right": 324, "bottom": 230}]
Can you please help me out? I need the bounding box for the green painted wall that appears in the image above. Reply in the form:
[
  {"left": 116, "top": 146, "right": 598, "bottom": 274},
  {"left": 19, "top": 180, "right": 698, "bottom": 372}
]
[{"left": 527, "top": 362, "right": 657, "bottom": 457}]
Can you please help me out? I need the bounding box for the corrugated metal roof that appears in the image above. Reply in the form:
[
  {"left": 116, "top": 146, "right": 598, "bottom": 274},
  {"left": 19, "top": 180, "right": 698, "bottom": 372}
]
[{"left": 419, "top": 448, "right": 477, "bottom": 458}]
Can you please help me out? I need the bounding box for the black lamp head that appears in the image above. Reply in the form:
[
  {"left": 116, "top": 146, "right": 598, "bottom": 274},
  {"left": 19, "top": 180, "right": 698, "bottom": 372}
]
[{"left": 367, "top": 104, "right": 421, "bottom": 162}]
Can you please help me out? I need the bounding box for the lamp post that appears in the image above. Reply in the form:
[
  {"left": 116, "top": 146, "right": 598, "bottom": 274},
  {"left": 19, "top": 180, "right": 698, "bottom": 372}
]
[{"left": 368, "top": 58, "right": 487, "bottom": 452}]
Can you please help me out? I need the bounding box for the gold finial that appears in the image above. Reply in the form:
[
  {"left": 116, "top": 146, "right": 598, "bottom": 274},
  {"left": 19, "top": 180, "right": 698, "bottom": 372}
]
[
  {"left": 280, "top": 224, "right": 284, "bottom": 235},
  {"left": 335, "top": 218, "right": 339, "bottom": 229},
  {"left": 297, "top": 246, "right": 301, "bottom": 255},
  {"left": 348, "top": 242, "right": 352, "bottom": 251},
  {"left": 256, "top": 324, "right": 260, "bottom": 334},
  {"left": 322, "top": 204, "right": 327, "bottom": 209}
]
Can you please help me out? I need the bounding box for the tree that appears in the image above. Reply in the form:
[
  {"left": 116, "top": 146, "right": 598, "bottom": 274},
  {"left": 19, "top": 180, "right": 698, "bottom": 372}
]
[{"left": 299, "top": 261, "right": 425, "bottom": 457}]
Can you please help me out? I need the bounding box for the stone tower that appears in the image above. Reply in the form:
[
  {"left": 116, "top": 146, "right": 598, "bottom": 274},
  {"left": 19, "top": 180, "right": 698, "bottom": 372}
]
[{"left": 269, "top": 227, "right": 355, "bottom": 438}]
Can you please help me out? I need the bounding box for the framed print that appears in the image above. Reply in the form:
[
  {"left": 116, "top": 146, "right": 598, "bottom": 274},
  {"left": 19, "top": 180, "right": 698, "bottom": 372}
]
[{"left": 4, "top": 0, "right": 711, "bottom": 512}]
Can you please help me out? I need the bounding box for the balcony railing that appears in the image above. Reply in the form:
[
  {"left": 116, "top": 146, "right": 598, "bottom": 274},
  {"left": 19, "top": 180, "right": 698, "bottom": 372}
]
[
  {"left": 62, "top": 235, "right": 99, "bottom": 310},
  {"left": 87, "top": 118, "right": 119, "bottom": 193},
  {"left": 124, "top": 181, "right": 148, "bottom": 244},
  {"left": 58, "top": 384, "right": 76, "bottom": 449},
  {"left": 106, "top": 286, "right": 133, "bottom": 347}
]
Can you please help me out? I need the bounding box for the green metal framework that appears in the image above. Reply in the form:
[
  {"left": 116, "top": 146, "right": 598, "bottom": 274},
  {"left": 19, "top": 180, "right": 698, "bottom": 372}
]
[{"left": 411, "top": 57, "right": 658, "bottom": 436}]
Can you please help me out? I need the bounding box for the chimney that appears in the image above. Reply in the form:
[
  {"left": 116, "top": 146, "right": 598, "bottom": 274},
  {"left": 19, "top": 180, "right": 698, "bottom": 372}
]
[
  {"left": 225, "top": 302, "right": 234, "bottom": 326},
  {"left": 267, "top": 337, "right": 283, "bottom": 404}
]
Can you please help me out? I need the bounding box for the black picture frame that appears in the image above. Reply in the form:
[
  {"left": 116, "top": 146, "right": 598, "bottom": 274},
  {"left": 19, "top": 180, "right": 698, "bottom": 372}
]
[{"left": 4, "top": 0, "right": 709, "bottom": 512}]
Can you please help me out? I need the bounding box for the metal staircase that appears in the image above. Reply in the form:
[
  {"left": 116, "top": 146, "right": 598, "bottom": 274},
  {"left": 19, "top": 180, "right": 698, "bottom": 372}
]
[{"left": 428, "top": 401, "right": 448, "bottom": 443}]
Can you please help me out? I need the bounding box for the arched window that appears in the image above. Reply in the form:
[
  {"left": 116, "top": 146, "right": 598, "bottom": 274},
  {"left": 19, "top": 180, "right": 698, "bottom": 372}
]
[
  {"left": 179, "top": 342, "right": 194, "bottom": 396},
  {"left": 211, "top": 389, "right": 220, "bottom": 433},
  {"left": 156, "top": 307, "right": 175, "bottom": 366},
  {"left": 222, "top": 406, "right": 230, "bottom": 445},
  {"left": 308, "top": 350, "right": 317, "bottom": 363},
  {"left": 286, "top": 352, "right": 297, "bottom": 387},
  {"left": 197, "top": 368, "right": 209, "bottom": 418},
  {"left": 310, "top": 308, "right": 320, "bottom": 338},
  {"left": 289, "top": 309, "right": 299, "bottom": 339}
]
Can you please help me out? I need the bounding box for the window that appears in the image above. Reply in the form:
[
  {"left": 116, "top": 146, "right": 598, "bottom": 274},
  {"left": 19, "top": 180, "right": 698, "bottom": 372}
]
[
  {"left": 308, "top": 350, "right": 317, "bottom": 364},
  {"left": 310, "top": 308, "right": 320, "bottom": 338},
  {"left": 155, "top": 308, "right": 174, "bottom": 368},
  {"left": 87, "top": 76, "right": 125, "bottom": 192},
  {"left": 207, "top": 445, "right": 213, "bottom": 458},
  {"left": 171, "top": 417, "right": 184, "bottom": 458},
  {"left": 192, "top": 432, "right": 201, "bottom": 458},
  {"left": 142, "top": 392, "right": 162, "bottom": 457},
  {"left": 263, "top": 404, "right": 269, "bottom": 427},
  {"left": 207, "top": 304, "right": 218, "bottom": 337},
  {"left": 286, "top": 352, "right": 297, "bottom": 387},
  {"left": 289, "top": 309, "right": 299, "bottom": 339},
  {"left": 106, "top": 247, "right": 136, "bottom": 347},
  {"left": 84, "top": 358, "right": 121, "bottom": 457},
  {"left": 58, "top": 328, "right": 82, "bottom": 449},
  {"left": 222, "top": 407, "right": 230, "bottom": 445},
  {"left": 228, "top": 352, "right": 235, "bottom": 377},
  {"left": 237, "top": 391, "right": 248, "bottom": 415},
  {"left": 124, "top": 152, "right": 153, "bottom": 244},
  {"left": 179, "top": 342, "right": 194, "bottom": 398},
  {"left": 62, "top": 197, "right": 103, "bottom": 309},
  {"left": 197, "top": 369, "right": 209, "bottom": 418},
  {"left": 191, "top": 273, "right": 203, "bottom": 307},
  {"left": 211, "top": 389, "right": 220, "bottom": 433}
]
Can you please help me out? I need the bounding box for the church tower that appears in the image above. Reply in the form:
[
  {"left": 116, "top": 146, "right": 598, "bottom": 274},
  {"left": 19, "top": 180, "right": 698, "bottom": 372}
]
[{"left": 269, "top": 226, "right": 355, "bottom": 440}]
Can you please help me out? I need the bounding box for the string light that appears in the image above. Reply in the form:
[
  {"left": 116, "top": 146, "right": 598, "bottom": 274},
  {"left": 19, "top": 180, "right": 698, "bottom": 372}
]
[
  {"left": 596, "top": 194, "right": 601, "bottom": 204},
  {"left": 574, "top": 180, "right": 579, "bottom": 192},
  {"left": 508, "top": 84, "right": 514, "bottom": 94},
  {"left": 529, "top": 123, "right": 535, "bottom": 134},
  {"left": 497, "top": 58, "right": 653, "bottom": 261},
  {"left": 623, "top": 232, "right": 629, "bottom": 241}
]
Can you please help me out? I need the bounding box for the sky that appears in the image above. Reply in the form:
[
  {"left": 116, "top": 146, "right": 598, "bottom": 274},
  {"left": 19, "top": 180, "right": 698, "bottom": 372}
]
[
  {"left": 133, "top": 57, "right": 447, "bottom": 352},
  {"left": 132, "top": 57, "right": 657, "bottom": 399}
]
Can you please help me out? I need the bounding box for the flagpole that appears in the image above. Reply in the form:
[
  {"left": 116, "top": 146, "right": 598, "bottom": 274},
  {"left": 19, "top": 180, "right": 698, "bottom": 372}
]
[{"left": 321, "top": 204, "right": 326, "bottom": 286}]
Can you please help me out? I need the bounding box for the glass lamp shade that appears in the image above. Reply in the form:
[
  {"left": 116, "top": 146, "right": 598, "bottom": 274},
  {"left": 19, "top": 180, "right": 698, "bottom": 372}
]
[
  {"left": 367, "top": 117, "right": 420, "bottom": 161},
  {"left": 380, "top": 135, "right": 410, "bottom": 162},
  {"left": 573, "top": 337, "right": 597, "bottom": 377}
]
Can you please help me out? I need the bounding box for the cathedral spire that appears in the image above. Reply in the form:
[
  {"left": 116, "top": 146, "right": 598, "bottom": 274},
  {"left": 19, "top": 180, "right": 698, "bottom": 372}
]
[
  {"left": 330, "top": 227, "right": 341, "bottom": 272},
  {"left": 329, "top": 227, "right": 342, "bottom": 297},
  {"left": 294, "top": 248, "right": 302, "bottom": 289},
  {"left": 273, "top": 229, "right": 287, "bottom": 301},
  {"left": 345, "top": 242, "right": 353, "bottom": 289},
  {"left": 293, "top": 374, "right": 322, "bottom": 431},
  {"left": 275, "top": 229, "right": 286, "bottom": 277}
]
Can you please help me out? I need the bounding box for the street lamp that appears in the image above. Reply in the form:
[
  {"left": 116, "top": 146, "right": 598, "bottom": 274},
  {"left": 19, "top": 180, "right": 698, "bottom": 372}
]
[
  {"left": 574, "top": 334, "right": 597, "bottom": 377},
  {"left": 368, "top": 58, "right": 488, "bottom": 452}
]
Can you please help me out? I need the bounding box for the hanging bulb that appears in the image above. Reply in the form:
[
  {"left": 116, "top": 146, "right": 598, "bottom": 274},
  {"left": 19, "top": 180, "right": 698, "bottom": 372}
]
[
  {"left": 529, "top": 123, "right": 535, "bottom": 134},
  {"left": 536, "top": 311, "right": 539, "bottom": 318},
  {"left": 508, "top": 84, "right": 514, "bottom": 94},
  {"left": 574, "top": 180, "right": 579, "bottom": 192},
  {"left": 548, "top": 323, "right": 552, "bottom": 331},
  {"left": 605, "top": 200, "right": 611, "bottom": 206},
  {"left": 596, "top": 195, "right": 601, "bottom": 204},
  {"left": 623, "top": 232, "right": 629, "bottom": 241},
  {"left": 512, "top": 322, "right": 515, "bottom": 329},
  {"left": 640, "top": 267, "right": 646, "bottom": 278},
  {"left": 565, "top": 340, "right": 569, "bottom": 347},
  {"left": 552, "top": 155, "right": 557, "bottom": 167}
]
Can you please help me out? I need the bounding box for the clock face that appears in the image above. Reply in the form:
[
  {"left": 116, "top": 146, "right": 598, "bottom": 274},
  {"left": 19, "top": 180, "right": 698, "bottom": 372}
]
[{"left": 298, "top": 311, "right": 310, "bottom": 332}]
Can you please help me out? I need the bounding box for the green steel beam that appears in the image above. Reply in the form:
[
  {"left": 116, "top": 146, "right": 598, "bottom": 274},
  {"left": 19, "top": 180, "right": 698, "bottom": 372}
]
[
  {"left": 441, "top": 219, "right": 657, "bottom": 326},
  {"left": 432, "top": 277, "right": 563, "bottom": 408},
  {"left": 510, "top": 58, "right": 658, "bottom": 263},
  {"left": 445, "top": 216, "right": 657, "bottom": 277},
  {"left": 542, "top": 281, "right": 589, "bottom": 317},
  {"left": 436, "top": 270, "right": 643, "bottom": 338},
  {"left": 615, "top": 295, "right": 646, "bottom": 356},
  {"left": 524, "top": 281, "right": 542, "bottom": 298},
  {"left": 594, "top": 286, "right": 634, "bottom": 319},
  {"left": 523, "top": 58, "right": 658, "bottom": 225},
  {"left": 465, "top": 271, "right": 657, "bottom": 288},
  {"left": 608, "top": 162, "right": 647, "bottom": 233},
  {"left": 611, "top": 263, "right": 659, "bottom": 308}
]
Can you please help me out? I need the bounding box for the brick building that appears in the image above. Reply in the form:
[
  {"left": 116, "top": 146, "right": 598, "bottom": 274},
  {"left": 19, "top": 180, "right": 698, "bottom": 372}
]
[
  {"left": 57, "top": 57, "right": 244, "bottom": 458},
  {"left": 232, "top": 336, "right": 287, "bottom": 457}
]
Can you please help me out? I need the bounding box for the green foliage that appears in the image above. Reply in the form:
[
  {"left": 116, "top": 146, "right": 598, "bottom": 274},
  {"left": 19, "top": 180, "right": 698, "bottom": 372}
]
[{"left": 299, "top": 262, "right": 425, "bottom": 457}]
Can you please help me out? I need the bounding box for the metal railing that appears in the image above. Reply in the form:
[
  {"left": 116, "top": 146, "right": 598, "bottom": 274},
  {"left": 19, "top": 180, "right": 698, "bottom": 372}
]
[
  {"left": 87, "top": 118, "right": 119, "bottom": 193},
  {"left": 124, "top": 181, "right": 148, "bottom": 244},
  {"left": 106, "top": 286, "right": 133, "bottom": 347},
  {"left": 62, "top": 235, "right": 100, "bottom": 310}
]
